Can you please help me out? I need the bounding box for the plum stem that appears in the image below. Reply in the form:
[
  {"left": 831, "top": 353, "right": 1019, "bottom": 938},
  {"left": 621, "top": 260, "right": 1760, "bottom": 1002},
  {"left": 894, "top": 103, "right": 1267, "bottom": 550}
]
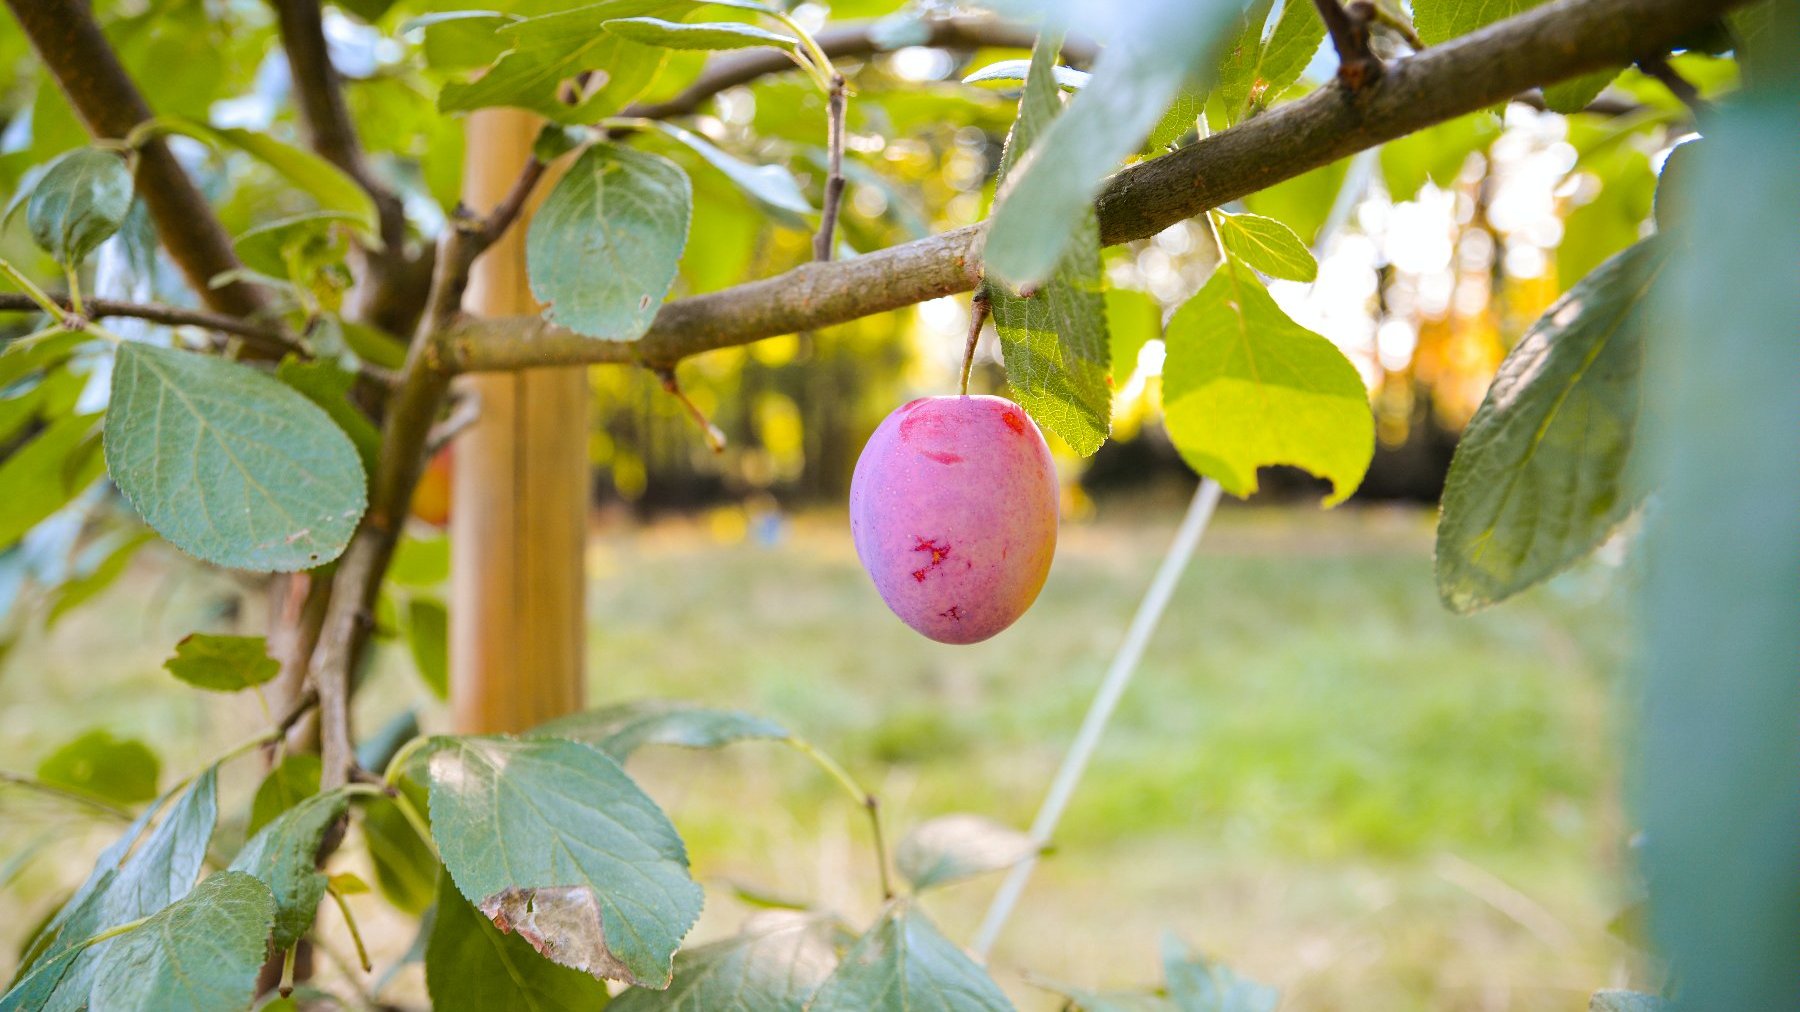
[{"left": 959, "top": 287, "right": 991, "bottom": 396}]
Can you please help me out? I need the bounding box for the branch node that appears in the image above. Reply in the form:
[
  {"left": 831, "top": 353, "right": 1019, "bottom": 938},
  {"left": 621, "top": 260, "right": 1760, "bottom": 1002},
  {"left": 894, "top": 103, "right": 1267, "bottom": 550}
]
[{"left": 1315, "top": 0, "right": 1384, "bottom": 92}]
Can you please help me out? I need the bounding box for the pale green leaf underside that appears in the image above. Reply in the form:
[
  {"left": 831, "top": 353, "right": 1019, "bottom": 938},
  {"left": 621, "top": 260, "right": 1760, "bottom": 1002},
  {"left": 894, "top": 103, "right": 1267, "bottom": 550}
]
[
  {"left": 27, "top": 148, "right": 133, "bottom": 265},
  {"left": 1162, "top": 258, "right": 1373, "bottom": 504},
  {"left": 1214, "top": 211, "right": 1318, "bottom": 282},
  {"left": 88, "top": 872, "right": 275, "bottom": 1012},
  {"left": 426, "top": 735, "right": 703, "bottom": 988},
  {"left": 1162, "top": 934, "right": 1279, "bottom": 1012},
  {"left": 650, "top": 121, "right": 812, "bottom": 225},
  {"left": 962, "top": 60, "right": 1090, "bottom": 91},
  {"left": 603, "top": 18, "right": 795, "bottom": 50},
  {"left": 104, "top": 342, "right": 368, "bottom": 572},
  {"left": 808, "top": 902, "right": 1014, "bottom": 1012},
  {"left": 990, "top": 38, "right": 1111, "bottom": 455},
  {"left": 531, "top": 699, "right": 790, "bottom": 760},
  {"left": 610, "top": 912, "right": 843, "bottom": 1011},
  {"left": 526, "top": 142, "right": 692, "bottom": 341},
  {"left": 983, "top": 3, "right": 1240, "bottom": 286},
  {"left": 1434, "top": 238, "right": 1668, "bottom": 612},
  {"left": 894, "top": 814, "right": 1036, "bottom": 891}
]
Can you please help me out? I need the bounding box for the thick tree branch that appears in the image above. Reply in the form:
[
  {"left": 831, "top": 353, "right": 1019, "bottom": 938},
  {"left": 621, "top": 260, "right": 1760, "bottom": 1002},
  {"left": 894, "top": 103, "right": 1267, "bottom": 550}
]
[
  {"left": 622, "top": 16, "right": 1092, "bottom": 121},
  {"left": 5, "top": 0, "right": 276, "bottom": 323},
  {"left": 449, "top": 0, "right": 1740, "bottom": 373}
]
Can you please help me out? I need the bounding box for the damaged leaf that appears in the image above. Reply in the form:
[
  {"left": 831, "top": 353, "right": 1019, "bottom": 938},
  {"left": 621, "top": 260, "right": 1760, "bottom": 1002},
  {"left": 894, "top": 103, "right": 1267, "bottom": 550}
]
[{"left": 425, "top": 735, "right": 703, "bottom": 987}]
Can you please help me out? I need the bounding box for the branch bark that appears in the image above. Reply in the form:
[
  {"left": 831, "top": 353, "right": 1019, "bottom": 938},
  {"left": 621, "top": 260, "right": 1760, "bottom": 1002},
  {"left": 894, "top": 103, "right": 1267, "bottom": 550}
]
[
  {"left": 5, "top": 0, "right": 277, "bottom": 322},
  {"left": 448, "top": 0, "right": 1741, "bottom": 373},
  {"left": 621, "top": 16, "right": 1093, "bottom": 121},
  {"left": 0, "top": 294, "right": 287, "bottom": 347}
]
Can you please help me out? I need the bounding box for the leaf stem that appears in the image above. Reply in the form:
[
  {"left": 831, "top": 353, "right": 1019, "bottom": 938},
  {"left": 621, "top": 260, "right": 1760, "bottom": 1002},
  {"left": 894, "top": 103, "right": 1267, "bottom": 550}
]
[
  {"left": 0, "top": 770, "right": 135, "bottom": 821},
  {"left": 326, "top": 883, "right": 372, "bottom": 972},
  {"left": 0, "top": 257, "right": 72, "bottom": 324},
  {"left": 656, "top": 366, "right": 726, "bottom": 453},
  {"left": 810, "top": 72, "right": 848, "bottom": 262},
  {"left": 64, "top": 264, "right": 83, "bottom": 317},
  {"left": 77, "top": 914, "right": 149, "bottom": 948},
  {"left": 279, "top": 943, "right": 298, "bottom": 997},
  {"left": 382, "top": 735, "right": 432, "bottom": 786},
  {"left": 786, "top": 736, "right": 893, "bottom": 900}
]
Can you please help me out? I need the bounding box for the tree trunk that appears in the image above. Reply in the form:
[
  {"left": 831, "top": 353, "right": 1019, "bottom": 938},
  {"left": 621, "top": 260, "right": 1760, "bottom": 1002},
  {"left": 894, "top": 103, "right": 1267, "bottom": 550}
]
[{"left": 450, "top": 109, "right": 589, "bottom": 734}]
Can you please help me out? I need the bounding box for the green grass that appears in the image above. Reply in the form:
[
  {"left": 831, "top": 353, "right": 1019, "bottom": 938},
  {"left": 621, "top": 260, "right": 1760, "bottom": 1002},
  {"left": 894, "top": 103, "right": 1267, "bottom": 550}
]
[{"left": 0, "top": 495, "right": 1647, "bottom": 1009}]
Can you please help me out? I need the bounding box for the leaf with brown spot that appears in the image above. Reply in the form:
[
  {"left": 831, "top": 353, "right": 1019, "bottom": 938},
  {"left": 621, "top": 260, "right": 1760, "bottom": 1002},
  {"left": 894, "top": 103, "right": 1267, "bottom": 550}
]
[{"left": 424, "top": 735, "right": 703, "bottom": 988}]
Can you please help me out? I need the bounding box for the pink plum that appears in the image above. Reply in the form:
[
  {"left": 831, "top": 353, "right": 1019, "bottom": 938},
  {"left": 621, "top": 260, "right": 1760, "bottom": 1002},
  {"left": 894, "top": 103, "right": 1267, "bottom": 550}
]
[{"left": 849, "top": 395, "right": 1059, "bottom": 644}]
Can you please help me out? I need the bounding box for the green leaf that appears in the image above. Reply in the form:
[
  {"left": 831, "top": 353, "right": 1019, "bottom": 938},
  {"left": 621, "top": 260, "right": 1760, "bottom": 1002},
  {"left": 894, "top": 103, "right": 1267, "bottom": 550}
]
[
  {"left": 1212, "top": 211, "right": 1317, "bottom": 282},
  {"left": 232, "top": 211, "right": 357, "bottom": 284},
  {"left": 276, "top": 355, "right": 381, "bottom": 478},
  {"left": 988, "top": 37, "right": 1112, "bottom": 455},
  {"left": 1216, "top": 0, "right": 1323, "bottom": 123},
  {"left": 603, "top": 17, "right": 795, "bottom": 50},
  {"left": 1414, "top": 0, "right": 1536, "bottom": 45},
  {"left": 1105, "top": 288, "right": 1161, "bottom": 384},
  {"left": 425, "top": 735, "right": 704, "bottom": 987},
  {"left": 426, "top": 873, "right": 613, "bottom": 1012},
  {"left": 808, "top": 901, "right": 1014, "bottom": 1012},
  {"left": 247, "top": 753, "right": 321, "bottom": 837},
  {"left": 0, "top": 412, "right": 104, "bottom": 550},
  {"left": 610, "top": 911, "right": 845, "bottom": 1011},
  {"left": 1162, "top": 935, "right": 1277, "bottom": 1012},
  {"left": 104, "top": 342, "right": 368, "bottom": 572},
  {"left": 404, "top": 11, "right": 522, "bottom": 71},
  {"left": 1244, "top": 156, "right": 1350, "bottom": 246},
  {"left": 142, "top": 118, "right": 378, "bottom": 236},
  {"left": 531, "top": 699, "right": 789, "bottom": 760},
  {"left": 39, "top": 768, "right": 219, "bottom": 1012},
  {"left": 1589, "top": 991, "right": 1667, "bottom": 1012},
  {"left": 36, "top": 730, "right": 160, "bottom": 806},
  {"left": 87, "top": 871, "right": 275, "bottom": 1012},
  {"left": 389, "top": 533, "right": 451, "bottom": 587},
  {"left": 894, "top": 814, "right": 1036, "bottom": 892},
  {"left": 982, "top": 2, "right": 1240, "bottom": 286},
  {"left": 526, "top": 142, "right": 691, "bottom": 341},
  {"left": 163, "top": 633, "right": 280, "bottom": 693},
  {"left": 0, "top": 944, "right": 81, "bottom": 1012},
  {"left": 1161, "top": 257, "right": 1373, "bottom": 504},
  {"left": 1542, "top": 70, "right": 1620, "bottom": 114},
  {"left": 439, "top": 1, "right": 681, "bottom": 124},
  {"left": 1435, "top": 238, "right": 1668, "bottom": 612},
  {"left": 362, "top": 782, "right": 436, "bottom": 915},
  {"left": 26, "top": 148, "right": 133, "bottom": 266},
  {"left": 962, "top": 60, "right": 1090, "bottom": 91},
  {"left": 649, "top": 121, "right": 812, "bottom": 226},
  {"left": 228, "top": 787, "right": 350, "bottom": 949},
  {"left": 405, "top": 597, "right": 449, "bottom": 699}
]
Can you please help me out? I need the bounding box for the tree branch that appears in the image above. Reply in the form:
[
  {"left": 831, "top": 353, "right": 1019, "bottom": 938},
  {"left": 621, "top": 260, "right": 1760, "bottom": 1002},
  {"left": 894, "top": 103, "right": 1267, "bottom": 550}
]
[
  {"left": 621, "top": 16, "right": 1092, "bottom": 121},
  {"left": 4, "top": 0, "right": 277, "bottom": 323},
  {"left": 447, "top": 0, "right": 1742, "bottom": 374},
  {"left": 0, "top": 294, "right": 287, "bottom": 347}
]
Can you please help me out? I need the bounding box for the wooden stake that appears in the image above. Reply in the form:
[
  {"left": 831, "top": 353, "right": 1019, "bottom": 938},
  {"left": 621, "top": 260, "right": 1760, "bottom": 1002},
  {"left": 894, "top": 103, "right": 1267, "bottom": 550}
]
[{"left": 450, "top": 108, "right": 587, "bottom": 733}]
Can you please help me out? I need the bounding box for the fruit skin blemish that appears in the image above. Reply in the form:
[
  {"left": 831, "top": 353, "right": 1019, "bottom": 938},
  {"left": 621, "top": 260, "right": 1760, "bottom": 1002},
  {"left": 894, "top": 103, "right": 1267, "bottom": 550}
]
[{"left": 849, "top": 395, "right": 1058, "bottom": 644}]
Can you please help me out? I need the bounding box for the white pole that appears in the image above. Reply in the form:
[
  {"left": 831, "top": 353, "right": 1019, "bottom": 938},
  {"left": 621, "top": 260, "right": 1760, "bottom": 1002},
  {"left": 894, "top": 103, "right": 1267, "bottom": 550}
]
[{"left": 971, "top": 477, "right": 1223, "bottom": 958}]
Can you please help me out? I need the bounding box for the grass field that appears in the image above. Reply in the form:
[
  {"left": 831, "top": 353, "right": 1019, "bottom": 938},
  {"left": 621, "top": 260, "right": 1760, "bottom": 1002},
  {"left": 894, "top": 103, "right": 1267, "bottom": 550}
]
[{"left": 0, "top": 490, "right": 1650, "bottom": 1009}]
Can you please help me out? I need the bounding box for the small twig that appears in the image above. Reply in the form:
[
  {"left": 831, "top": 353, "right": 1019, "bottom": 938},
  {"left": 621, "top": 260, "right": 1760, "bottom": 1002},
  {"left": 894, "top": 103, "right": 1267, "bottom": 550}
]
[
  {"left": 0, "top": 771, "right": 135, "bottom": 821},
  {"left": 279, "top": 944, "right": 298, "bottom": 998},
  {"left": 1637, "top": 53, "right": 1711, "bottom": 116},
  {"left": 425, "top": 391, "right": 482, "bottom": 455},
  {"left": 1314, "top": 0, "right": 1383, "bottom": 91},
  {"left": 811, "top": 73, "right": 848, "bottom": 262},
  {"left": 275, "top": 687, "right": 321, "bottom": 739},
  {"left": 959, "top": 287, "right": 991, "bottom": 396},
  {"left": 785, "top": 737, "right": 893, "bottom": 901},
  {"left": 476, "top": 157, "right": 547, "bottom": 250},
  {"left": 655, "top": 367, "right": 727, "bottom": 453}
]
